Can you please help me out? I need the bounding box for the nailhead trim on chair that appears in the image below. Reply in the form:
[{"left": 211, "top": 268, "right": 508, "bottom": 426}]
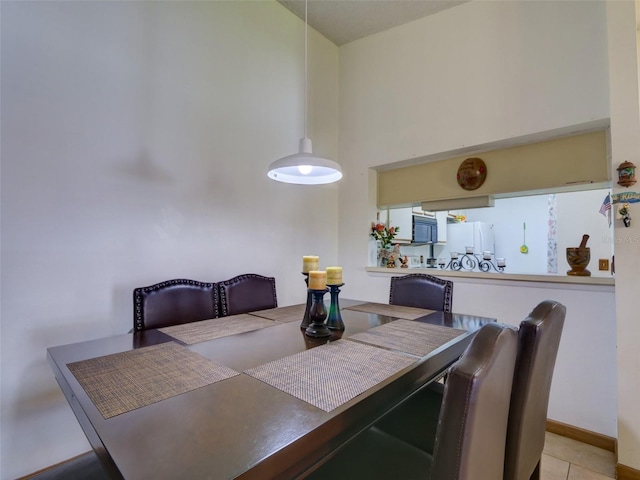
[
  {"left": 218, "top": 274, "right": 277, "bottom": 317},
  {"left": 389, "top": 274, "right": 453, "bottom": 312},
  {"left": 133, "top": 279, "right": 218, "bottom": 332}
]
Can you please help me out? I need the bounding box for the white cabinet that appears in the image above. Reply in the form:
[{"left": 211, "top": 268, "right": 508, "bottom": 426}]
[
  {"left": 435, "top": 211, "right": 448, "bottom": 243},
  {"left": 388, "top": 208, "right": 413, "bottom": 242},
  {"left": 382, "top": 208, "right": 450, "bottom": 244}
]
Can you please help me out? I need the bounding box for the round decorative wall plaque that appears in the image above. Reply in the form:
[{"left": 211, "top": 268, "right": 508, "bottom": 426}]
[
  {"left": 617, "top": 161, "right": 636, "bottom": 188},
  {"left": 457, "top": 157, "right": 487, "bottom": 191}
]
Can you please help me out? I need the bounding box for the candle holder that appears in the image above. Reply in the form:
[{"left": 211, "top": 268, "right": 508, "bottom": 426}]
[
  {"left": 477, "top": 256, "right": 506, "bottom": 273},
  {"left": 326, "top": 283, "right": 345, "bottom": 330},
  {"left": 300, "top": 327, "right": 343, "bottom": 349},
  {"left": 440, "top": 252, "right": 505, "bottom": 273},
  {"left": 300, "top": 272, "right": 313, "bottom": 329},
  {"left": 305, "top": 289, "right": 331, "bottom": 338}
]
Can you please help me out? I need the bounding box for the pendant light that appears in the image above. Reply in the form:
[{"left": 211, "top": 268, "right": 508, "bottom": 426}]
[{"left": 267, "top": 0, "right": 342, "bottom": 185}]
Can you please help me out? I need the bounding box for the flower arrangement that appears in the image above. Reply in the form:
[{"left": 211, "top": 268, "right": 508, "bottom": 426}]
[{"left": 371, "top": 222, "right": 399, "bottom": 249}]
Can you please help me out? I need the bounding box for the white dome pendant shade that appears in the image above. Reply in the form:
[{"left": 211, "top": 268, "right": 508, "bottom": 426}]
[
  {"left": 267, "top": 0, "right": 342, "bottom": 185},
  {"left": 267, "top": 138, "right": 342, "bottom": 185}
]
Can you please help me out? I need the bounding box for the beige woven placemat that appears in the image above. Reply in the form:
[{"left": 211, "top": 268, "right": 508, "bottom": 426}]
[
  {"left": 344, "top": 302, "right": 435, "bottom": 320},
  {"left": 249, "top": 304, "right": 308, "bottom": 323},
  {"left": 159, "top": 314, "right": 276, "bottom": 344},
  {"left": 244, "top": 339, "right": 416, "bottom": 412},
  {"left": 67, "top": 342, "right": 239, "bottom": 419},
  {"left": 348, "top": 319, "right": 466, "bottom": 357}
]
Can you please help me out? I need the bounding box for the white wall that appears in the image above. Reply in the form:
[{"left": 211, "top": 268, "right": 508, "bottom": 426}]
[
  {"left": 338, "top": 0, "right": 609, "bottom": 166},
  {"left": 0, "top": 2, "right": 339, "bottom": 478},
  {"left": 607, "top": 0, "right": 640, "bottom": 471},
  {"left": 454, "top": 280, "right": 616, "bottom": 437},
  {"left": 338, "top": 0, "right": 618, "bottom": 438}
]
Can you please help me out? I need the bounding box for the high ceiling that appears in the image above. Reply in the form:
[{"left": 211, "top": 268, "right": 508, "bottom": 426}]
[{"left": 277, "top": 0, "right": 469, "bottom": 46}]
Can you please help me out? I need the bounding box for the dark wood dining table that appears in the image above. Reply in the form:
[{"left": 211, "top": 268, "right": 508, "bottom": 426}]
[{"left": 47, "top": 299, "right": 494, "bottom": 480}]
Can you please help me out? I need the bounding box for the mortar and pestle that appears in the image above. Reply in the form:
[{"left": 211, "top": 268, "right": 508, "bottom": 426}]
[{"left": 566, "top": 234, "right": 591, "bottom": 276}]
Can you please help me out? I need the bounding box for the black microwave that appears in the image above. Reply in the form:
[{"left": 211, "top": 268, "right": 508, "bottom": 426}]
[{"left": 413, "top": 216, "right": 438, "bottom": 244}]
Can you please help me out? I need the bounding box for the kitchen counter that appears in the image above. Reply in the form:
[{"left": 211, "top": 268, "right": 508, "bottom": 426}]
[{"left": 365, "top": 267, "right": 615, "bottom": 288}]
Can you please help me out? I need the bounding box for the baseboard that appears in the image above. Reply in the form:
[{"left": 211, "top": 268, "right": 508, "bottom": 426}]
[
  {"left": 617, "top": 463, "right": 640, "bottom": 480},
  {"left": 546, "top": 419, "right": 616, "bottom": 452}
]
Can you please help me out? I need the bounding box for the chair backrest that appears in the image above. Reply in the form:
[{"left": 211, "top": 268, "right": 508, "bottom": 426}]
[
  {"left": 133, "top": 279, "right": 218, "bottom": 332},
  {"left": 389, "top": 274, "right": 453, "bottom": 312},
  {"left": 504, "top": 300, "right": 566, "bottom": 480},
  {"left": 431, "top": 323, "right": 518, "bottom": 480},
  {"left": 218, "top": 273, "right": 277, "bottom": 317}
]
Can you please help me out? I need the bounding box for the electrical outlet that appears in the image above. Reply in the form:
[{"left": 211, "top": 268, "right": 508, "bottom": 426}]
[{"left": 599, "top": 259, "right": 609, "bottom": 271}]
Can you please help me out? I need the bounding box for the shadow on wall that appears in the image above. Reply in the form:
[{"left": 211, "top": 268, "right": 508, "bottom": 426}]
[{"left": 114, "top": 150, "right": 173, "bottom": 185}]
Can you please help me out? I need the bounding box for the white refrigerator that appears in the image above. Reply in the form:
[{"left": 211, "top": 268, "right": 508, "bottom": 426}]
[{"left": 446, "top": 222, "right": 495, "bottom": 255}]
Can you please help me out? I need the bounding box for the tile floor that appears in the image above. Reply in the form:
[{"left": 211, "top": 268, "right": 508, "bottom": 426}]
[{"left": 542, "top": 432, "right": 616, "bottom": 480}]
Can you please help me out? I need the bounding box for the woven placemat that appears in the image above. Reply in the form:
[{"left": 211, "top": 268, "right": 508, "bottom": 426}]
[
  {"left": 159, "top": 314, "right": 276, "bottom": 344},
  {"left": 244, "top": 339, "right": 416, "bottom": 412},
  {"left": 249, "top": 304, "right": 308, "bottom": 323},
  {"left": 67, "top": 342, "right": 239, "bottom": 419},
  {"left": 348, "top": 319, "right": 466, "bottom": 357},
  {"left": 344, "top": 302, "right": 434, "bottom": 320}
]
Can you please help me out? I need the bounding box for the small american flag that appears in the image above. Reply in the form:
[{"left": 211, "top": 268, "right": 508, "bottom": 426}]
[
  {"left": 599, "top": 194, "right": 611, "bottom": 216},
  {"left": 599, "top": 194, "right": 612, "bottom": 226}
]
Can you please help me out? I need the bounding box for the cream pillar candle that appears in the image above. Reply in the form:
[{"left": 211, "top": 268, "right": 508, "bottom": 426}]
[
  {"left": 308, "top": 270, "right": 327, "bottom": 290},
  {"left": 302, "top": 255, "right": 319, "bottom": 273},
  {"left": 326, "top": 266, "right": 343, "bottom": 285}
]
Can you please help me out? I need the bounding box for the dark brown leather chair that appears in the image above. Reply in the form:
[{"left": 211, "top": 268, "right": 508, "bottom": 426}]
[
  {"left": 389, "top": 273, "right": 453, "bottom": 312},
  {"left": 133, "top": 279, "right": 218, "bottom": 332},
  {"left": 306, "top": 322, "right": 518, "bottom": 480},
  {"left": 28, "top": 451, "right": 108, "bottom": 480},
  {"left": 374, "top": 300, "right": 566, "bottom": 480},
  {"left": 504, "top": 300, "right": 566, "bottom": 480},
  {"left": 218, "top": 273, "right": 277, "bottom": 317}
]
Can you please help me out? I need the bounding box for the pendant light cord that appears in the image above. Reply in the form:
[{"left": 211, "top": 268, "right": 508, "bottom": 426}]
[{"left": 304, "top": 0, "right": 308, "bottom": 140}]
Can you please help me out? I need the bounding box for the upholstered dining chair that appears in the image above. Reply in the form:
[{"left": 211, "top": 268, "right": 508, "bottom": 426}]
[
  {"left": 133, "top": 279, "right": 218, "bottom": 332},
  {"left": 28, "top": 451, "right": 108, "bottom": 480},
  {"left": 504, "top": 300, "right": 566, "bottom": 480},
  {"left": 218, "top": 273, "right": 277, "bottom": 317},
  {"left": 306, "top": 322, "right": 518, "bottom": 480},
  {"left": 389, "top": 273, "right": 454, "bottom": 312},
  {"left": 374, "top": 300, "right": 566, "bottom": 480}
]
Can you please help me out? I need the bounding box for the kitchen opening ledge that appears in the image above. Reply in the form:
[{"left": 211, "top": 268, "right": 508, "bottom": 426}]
[{"left": 365, "top": 267, "right": 615, "bottom": 289}]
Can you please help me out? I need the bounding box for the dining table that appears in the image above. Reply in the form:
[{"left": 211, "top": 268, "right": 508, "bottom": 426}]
[{"left": 47, "top": 299, "right": 494, "bottom": 480}]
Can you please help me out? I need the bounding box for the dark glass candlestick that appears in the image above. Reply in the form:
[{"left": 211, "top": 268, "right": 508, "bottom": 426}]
[
  {"left": 326, "top": 283, "right": 345, "bottom": 330},
  {"left": 300, "top": 272, "right": 313, "bottom": 329},
  {"left": 305, "top": 289, "right": 331, "bottom": 338}
]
